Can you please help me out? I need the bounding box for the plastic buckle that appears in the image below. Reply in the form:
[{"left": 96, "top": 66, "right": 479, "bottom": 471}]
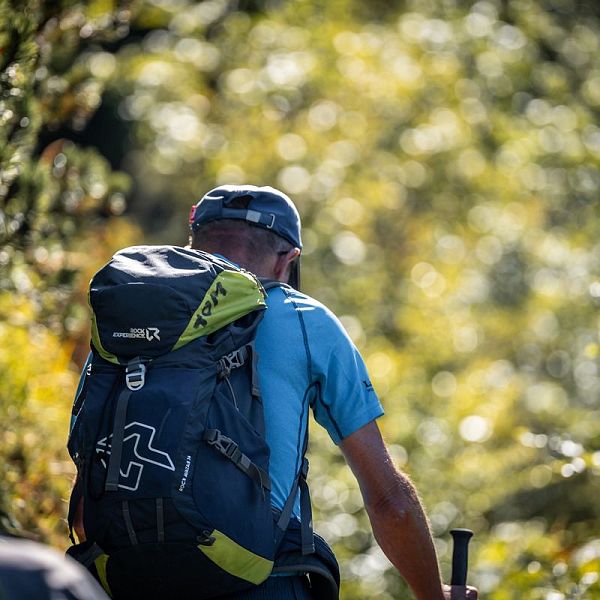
[
  {"left": 197, "top": 530, "right": 216, "bottom": 547},
  {"left": 220, "top": 437, "right": 238, "bottom": 459},
  {"left": 218, "top": 348, "right": 246, "bottom": 379},
  {"left": 204, "top": 429, "right": 219, "bottom": 444},
  {"left": 207, "top": 430, "right": 237, "bottom": 458},
  {"left": 126, "top": 362, "right": 146, "bottom": 391}
]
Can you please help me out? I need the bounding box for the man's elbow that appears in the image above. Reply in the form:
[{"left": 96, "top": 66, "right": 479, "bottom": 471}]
[{"left": 363, "top": 474, "right": 419, "bottom": 528}]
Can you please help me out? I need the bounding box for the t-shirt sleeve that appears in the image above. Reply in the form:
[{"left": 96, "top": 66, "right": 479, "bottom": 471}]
[{"left": 308, "top": 308, "right": 384, "bottom": 445}]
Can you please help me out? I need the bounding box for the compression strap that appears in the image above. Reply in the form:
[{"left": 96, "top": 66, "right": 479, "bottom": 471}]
[
  {"left": 104, "top": 387, "right": 131, "bottom": 492},
  {"left": 105, "top": 358, "right": 147, "bottom": 492}
]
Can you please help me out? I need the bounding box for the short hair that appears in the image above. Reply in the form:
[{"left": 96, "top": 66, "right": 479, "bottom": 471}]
[{"left": 191, "top": 219, "right": 293, "bottom": 257}]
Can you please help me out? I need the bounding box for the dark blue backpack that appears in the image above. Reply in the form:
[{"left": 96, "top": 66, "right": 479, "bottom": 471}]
[{"left": 67, "top": 245, "right": 306, "bottom": 599}]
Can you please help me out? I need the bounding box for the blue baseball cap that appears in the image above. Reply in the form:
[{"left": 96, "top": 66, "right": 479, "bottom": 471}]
[{"left": 190, "top": 184, "right": 302, "bottom": 249}]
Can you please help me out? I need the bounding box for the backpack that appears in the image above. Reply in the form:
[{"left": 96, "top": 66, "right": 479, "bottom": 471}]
[{"left": 66, "top": 245, "right": 323, "bottom": 599}]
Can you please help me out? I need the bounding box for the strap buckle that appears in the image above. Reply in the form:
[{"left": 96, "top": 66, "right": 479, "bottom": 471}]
[
  {"left": 205, "top": 429, "right": 238, "bottom": 459},
  {"left": 126, "top": 362, "right": 146, "bottom": 391},
  {"left": 197, "top": 530, "right": 216, "bottom": 547},
  {"left": 246, "top": 210, "right": 275, "bottom": 229},
  {"left": 217, "top": 347, "right": 248, "bottom": 379}
]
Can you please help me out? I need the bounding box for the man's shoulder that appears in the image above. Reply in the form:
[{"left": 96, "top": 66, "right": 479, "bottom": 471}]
[{"left": 265, "top": 285, "right": 352, "bottom": 343}]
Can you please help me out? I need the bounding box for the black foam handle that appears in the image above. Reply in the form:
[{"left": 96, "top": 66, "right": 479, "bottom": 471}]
[{"left": 450, "top": 528, "right": 473, "bottom": 586}]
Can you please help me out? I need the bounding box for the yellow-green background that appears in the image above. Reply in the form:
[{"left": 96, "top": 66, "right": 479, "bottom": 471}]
[{"left": 2, "top": 0, "right": 600, "bottom": 598}]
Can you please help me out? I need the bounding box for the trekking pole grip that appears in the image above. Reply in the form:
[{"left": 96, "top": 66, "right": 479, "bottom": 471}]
[{"left": 450, "top": 528, "right": 473, "bottom": 586}]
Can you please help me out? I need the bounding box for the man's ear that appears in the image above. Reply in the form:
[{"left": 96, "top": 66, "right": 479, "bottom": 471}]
[{"left": 274, "top": 248, "right": 301, "bottom": 283}]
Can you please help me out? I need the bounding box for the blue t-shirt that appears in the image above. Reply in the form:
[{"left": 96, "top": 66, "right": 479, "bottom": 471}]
[{"left": 256, "top": 284, "right": 383, "bottom": 514}]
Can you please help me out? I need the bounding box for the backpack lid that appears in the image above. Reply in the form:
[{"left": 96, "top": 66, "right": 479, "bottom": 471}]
[{"left": 89, "top": 245, "right": 266, "bottom": 364}]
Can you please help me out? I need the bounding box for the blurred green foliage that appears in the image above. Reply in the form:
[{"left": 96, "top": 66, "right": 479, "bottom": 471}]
[
  {"left": 2, "top": 0, "right": 600, "bottom": 598},
  {"left": 0, "top": 0, "right": 139, "bottom": 541}
]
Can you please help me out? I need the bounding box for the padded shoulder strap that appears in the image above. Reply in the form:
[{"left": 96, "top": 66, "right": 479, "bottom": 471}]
[
  {"left": 67, "top": 477, "right": 83, "bottom": 544},
  {"left": 259, "top": 278, "right": 291, "bottom": 291},
  {"left": 274, "top": 286, "right": 315, "bottom": 554}
]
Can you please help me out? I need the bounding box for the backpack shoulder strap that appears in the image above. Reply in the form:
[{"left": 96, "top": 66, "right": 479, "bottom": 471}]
[
  {"left": 274, "top": 286, "right": 315, "bottom": 555},
  {"left": 259, "top": 278, "right": 290, "bottom": 291}
]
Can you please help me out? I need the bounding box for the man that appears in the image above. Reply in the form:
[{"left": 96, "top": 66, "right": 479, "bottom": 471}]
[{"left": 187, "top": 184, "right": 478, "bottom": 600}]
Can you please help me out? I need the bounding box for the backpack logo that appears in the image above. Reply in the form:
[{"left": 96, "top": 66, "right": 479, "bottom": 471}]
[
  {"left": 112, "top": 327, "right": 161, "bottom": 341},
  {"left": 194, "top": 282, "right": 228, "bottom": 329},
  {"left": 145, "top": 327, "right": 161, "bottom": 341},
  {"left": 96, "top": 421, "right": 175, "bottom": 491}
]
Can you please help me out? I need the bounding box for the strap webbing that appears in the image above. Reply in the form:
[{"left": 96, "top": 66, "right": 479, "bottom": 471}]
[
  {"left": 122, "top": 501, "right": 138, "bottom": 546},
  {"left": 221, "top": 207, "right": 275, "bottom": 229},
  {"left": 156, "top": 498, "right": 165, "bottom": 543},
  {"left": 275, "top": 466, "right": 301, "bottom": 545},
  {"left": 275, "top": 457, "right": 312, "bottom": 551},
  {"left": 299, "top": 474, "right": 314, "bottom": 555},
  {"left": 105, "top": 387, "right": 131, "bottom": 492},
  {"left": 249, "top": 343, "right": 260, "bottom": 398},
  {"left": 105, "top": 358, "right": 148, "bottom": 492}
]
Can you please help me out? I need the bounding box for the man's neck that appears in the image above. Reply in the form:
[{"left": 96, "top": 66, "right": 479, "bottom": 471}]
[{"left": 193, "top": 244, "right": 276, "bottom": 280}]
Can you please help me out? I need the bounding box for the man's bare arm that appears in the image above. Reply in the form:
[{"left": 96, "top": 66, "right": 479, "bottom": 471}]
[
  {"left": 340, "top": 420, "right": 475, "bottom": 600},
  {"left": 73, "top": 495, "right": 86, "bottom": 543}
]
